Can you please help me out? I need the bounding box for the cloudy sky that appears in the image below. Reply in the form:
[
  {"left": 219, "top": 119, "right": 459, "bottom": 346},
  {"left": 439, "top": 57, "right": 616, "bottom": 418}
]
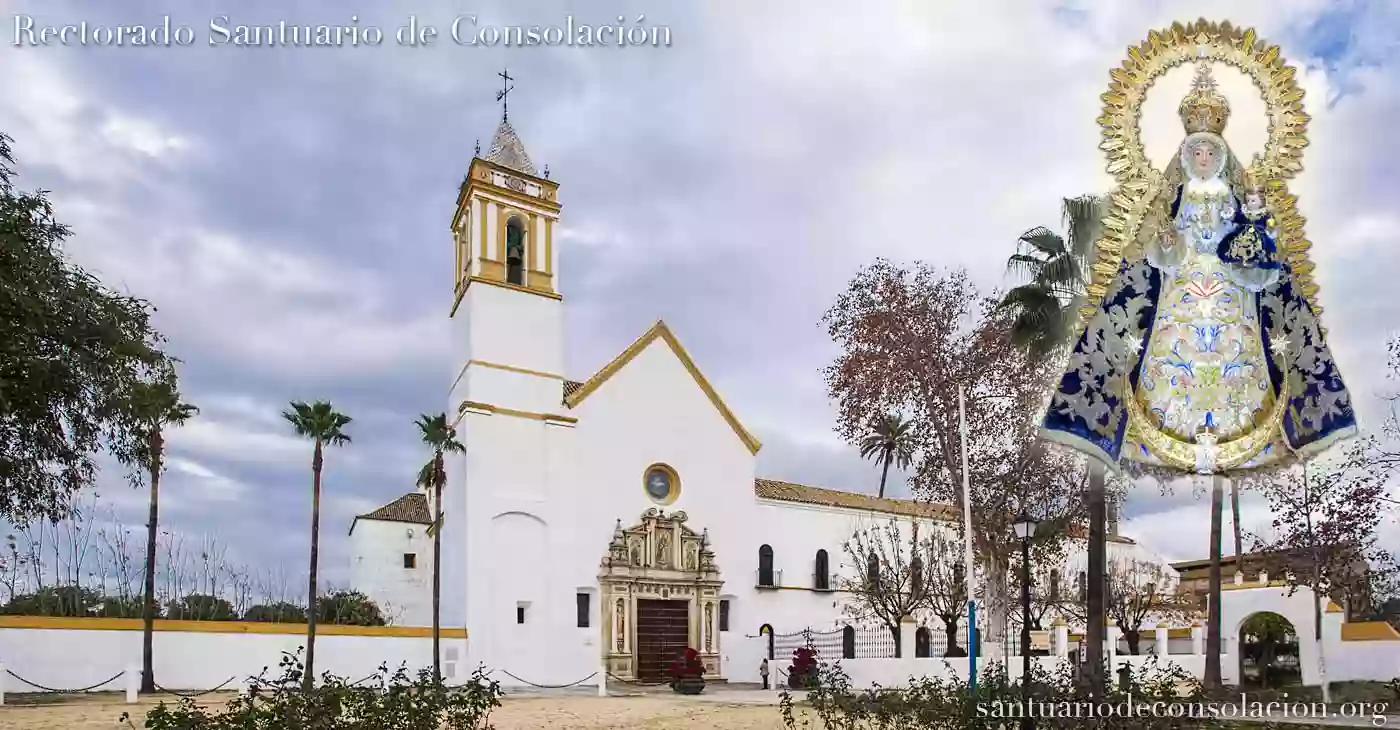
[{"left": 2, "top": 0, "right": 1397, "bottom": 598}]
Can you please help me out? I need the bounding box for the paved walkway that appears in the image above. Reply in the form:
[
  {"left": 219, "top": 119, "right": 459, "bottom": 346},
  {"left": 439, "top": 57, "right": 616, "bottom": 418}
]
[{"left": 500, "top": 682, "right": 801, "bottom": 706}]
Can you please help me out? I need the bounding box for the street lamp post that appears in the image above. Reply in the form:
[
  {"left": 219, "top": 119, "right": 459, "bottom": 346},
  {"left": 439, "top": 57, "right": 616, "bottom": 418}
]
[{"left": 1013, "top": 511, "right": 1038, "bottom": 730}]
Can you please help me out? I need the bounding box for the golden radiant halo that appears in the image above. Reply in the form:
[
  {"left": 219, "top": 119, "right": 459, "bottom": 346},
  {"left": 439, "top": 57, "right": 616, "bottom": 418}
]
[
  {"left": 1122, "top": 374, "right": 1288, "bottom": 473},
  {"left": 1079, "top": 19, "right": 1322, "bottom": 327}
]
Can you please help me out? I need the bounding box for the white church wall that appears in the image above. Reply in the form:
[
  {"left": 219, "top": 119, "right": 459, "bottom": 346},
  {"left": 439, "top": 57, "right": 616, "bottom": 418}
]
[
  {"left": 455, "top": 286, "right": 565, "bottom": 414},
  {"left": 348, "top": 520, "right": 433, "bottom": 627},
  {"left": 0, "top": 619, "right": 469, "bottom": 692},
  {"left": 1330, "top": 639, "right": 1400, "bottom": 684},
  {"left": 458, "top": 333, "right": 763, "bottom": 687}
]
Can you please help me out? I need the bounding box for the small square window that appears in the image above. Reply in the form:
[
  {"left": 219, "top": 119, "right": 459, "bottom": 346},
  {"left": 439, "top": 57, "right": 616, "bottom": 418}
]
[{"left": 403, "top": 553, "right": 417, "bottom": 569}]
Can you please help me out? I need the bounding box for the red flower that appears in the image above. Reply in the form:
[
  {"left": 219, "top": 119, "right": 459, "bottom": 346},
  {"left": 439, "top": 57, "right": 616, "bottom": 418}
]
[
  {"left": 666, "top": 647, "right": 706, "bottom": 679},
  {"left": 788, "top": 646, "right": 818, "bottom": 679}
]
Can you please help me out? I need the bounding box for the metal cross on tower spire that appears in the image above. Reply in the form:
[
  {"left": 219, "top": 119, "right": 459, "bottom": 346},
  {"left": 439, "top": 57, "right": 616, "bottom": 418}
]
[{"left": 496, "top": 68, "right": 514, "bottom": 122}]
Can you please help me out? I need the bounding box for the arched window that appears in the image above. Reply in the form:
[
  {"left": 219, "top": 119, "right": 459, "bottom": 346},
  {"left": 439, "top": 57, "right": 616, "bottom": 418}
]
[
  {"left": 505, "top": 216, "right": 526, "bottom": 285},
  {"left": 759, "top": 623, "right": 775, "bottom": 660},
  {"left": 1049, "top": 569, "right": 1061, "bottom": 603},
  {"left": 915, "top": 626, "right": 932, "bottom": 658},
  {"left": 758, "top": 544, "right": 774, "bottom": 587},
  {"left": 1077, "top": 571, "right": 1087, "bottom": 603},
  {"left": 841, "top": 625, "right": 855, "bottom": 659},
  {"left": 814, "top": 550, "right": 830, "bottom": 591},
  {"left": 865, "top": 553, "right": 879, "bottom": 585},
  {"left": 910, "top": 555, "right": 924, "bottom": 601},
  {"left": 953, "top": 562, "right": 966, "bottom": 588}
]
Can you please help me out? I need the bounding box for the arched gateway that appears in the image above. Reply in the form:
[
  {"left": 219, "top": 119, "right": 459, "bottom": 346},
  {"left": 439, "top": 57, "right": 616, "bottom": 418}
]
[{"left": 599, "top": 509, "right": 723, "bottom": 682}]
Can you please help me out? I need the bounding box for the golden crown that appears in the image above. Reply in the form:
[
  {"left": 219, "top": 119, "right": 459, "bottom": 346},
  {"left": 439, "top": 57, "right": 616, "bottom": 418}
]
[{"left": 1178, "top": 63, "right": 1231, "bottom": 135}]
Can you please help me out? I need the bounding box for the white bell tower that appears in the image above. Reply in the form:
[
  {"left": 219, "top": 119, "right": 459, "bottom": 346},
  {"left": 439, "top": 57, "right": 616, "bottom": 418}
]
[
  {"left": 448, "top": 116, "right": 563, "bottom": 396},
  {"left": 442, "top": 76, "right": 575, "bottom": 681}
]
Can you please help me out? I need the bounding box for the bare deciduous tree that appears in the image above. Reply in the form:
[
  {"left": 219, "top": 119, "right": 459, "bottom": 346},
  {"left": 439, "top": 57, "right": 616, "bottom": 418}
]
[
  {"left": 1104, "top": 557, "right": 1192, "bottom": 655},
  {"left": 823, "top": 261, "right": 1085, "bottom": 648},
  {"left": 839, "top": 519, "right": 934, "bottom": 657},
  {"left": 1253, "top": 442, "right": 1399, "bottom": 704}
]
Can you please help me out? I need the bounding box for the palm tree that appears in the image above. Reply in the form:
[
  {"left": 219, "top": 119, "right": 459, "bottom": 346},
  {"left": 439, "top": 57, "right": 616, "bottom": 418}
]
[
  {"left": 283, "top": 400, "right": 352, "bottom": 690},
  {"left": 1231, "top": 481, "right": 1244, "bottom": 560},
  {"left": 1000, "top": 195, "right": 1101, "bottom": 362},
  {"left": 1205, "top": 475, "right": 1226, "bottom": 688},
  {"left": 415, "top": 413, "right": 465, "bottom": 683},
  {"left": 998, "top": 194, "right": 1110, "bottom": 692},
  {"left": 858, "top": 413, "right": 916, "bottom": 499},
  {"left": 129, "top": 379, "right": 197, "bottom": 695}
]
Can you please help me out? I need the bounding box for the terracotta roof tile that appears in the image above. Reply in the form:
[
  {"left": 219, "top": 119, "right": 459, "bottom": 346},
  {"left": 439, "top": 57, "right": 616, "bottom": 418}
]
[
  {"left": 754, "top": 478, "right": 959, "bottom": 521},
  {"left": 356, "top": 493, "right": 432, "bottom": 526},
  {"left": 1064, "top": 523, "right": 1137, "bottom": 545},
  {"left": 754, "top": 478, "right": 1138, "bottom": 544}
]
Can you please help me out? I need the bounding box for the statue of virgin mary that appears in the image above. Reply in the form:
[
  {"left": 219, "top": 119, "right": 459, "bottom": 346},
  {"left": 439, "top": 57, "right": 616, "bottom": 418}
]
[{"left": 1041, "top": 63, "right": 1357, "bottom": 475}]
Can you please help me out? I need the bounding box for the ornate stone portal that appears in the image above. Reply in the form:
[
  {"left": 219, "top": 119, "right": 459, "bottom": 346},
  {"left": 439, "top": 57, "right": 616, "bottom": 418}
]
[{"left": 599, "top": 509, "right": 723, "bottom": 681}]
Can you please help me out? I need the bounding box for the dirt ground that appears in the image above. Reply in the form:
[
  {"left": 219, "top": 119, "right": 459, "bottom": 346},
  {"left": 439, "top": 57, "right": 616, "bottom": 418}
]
[{"left": 0, "top": 691, "right": 806, "bottom": 729}]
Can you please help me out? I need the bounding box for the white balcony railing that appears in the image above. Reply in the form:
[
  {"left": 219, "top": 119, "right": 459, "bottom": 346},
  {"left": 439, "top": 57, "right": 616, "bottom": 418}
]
[{"left": 756, "top": 568, "right": 783, "bottom": 588}]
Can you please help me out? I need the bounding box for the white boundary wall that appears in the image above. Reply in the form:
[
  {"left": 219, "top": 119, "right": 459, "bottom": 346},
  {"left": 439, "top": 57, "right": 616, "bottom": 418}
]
[{"left": 0, "top": 620, "right": 469, "bottom": 693}]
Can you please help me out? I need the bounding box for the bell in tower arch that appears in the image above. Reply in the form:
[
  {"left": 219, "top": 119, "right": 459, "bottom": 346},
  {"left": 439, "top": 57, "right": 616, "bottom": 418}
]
[{"left": 505, "top": 216, "right": 526, "bottom": 285}]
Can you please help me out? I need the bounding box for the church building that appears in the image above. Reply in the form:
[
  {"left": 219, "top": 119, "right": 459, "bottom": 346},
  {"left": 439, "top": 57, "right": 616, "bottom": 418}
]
[{"left": 347, "top": 114, "right": 1180, "bottom": 687}]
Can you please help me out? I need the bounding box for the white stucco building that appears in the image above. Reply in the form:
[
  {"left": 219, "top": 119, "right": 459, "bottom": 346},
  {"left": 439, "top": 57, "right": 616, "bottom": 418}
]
[
  {"left": 348, "top": 493, "right": 435, "bottom": 627},
  {"left": 347, "top": 116, "right": 1180, "bottom": 686}
]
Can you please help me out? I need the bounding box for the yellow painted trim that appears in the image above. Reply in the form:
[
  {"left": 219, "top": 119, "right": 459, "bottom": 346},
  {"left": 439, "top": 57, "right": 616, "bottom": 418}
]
[
  {"left": 545, "top": 218, "right": 554, "bottom": 275},
  {"left": 563, "top": 320, "right": 762, "bottom": 455},
  {"left": 452, "top": 160, "right": 560, "bottom": 231},
  {"left": 526, "top": 269, "right": 554, "bottom": 292},
  {"left": 478, "top": 197, "right": 489, "bottom": 261},
  {"left": 1340, "top": 621, "right": 1400, "bottom": 641},
  {"left": 459, "top": 400, "right": 578, "bottom": 424},
  {"left": 473, "top": 185, "right": 562, "bottom": 216},
  {"left": 468, "top": 359, "right": 565, "bottom": 380},
  {"left": 465, "top": 275, "right": 563, "bottom": 301},
  {"left": 1221, "top": 580, "right": 1291, "bottom": 591},
  {"left": 0, "top": 615, "right": 467, "bottom": 639},
  {"left": 643, "top": 462, "right": 682, "bottom": 506}
]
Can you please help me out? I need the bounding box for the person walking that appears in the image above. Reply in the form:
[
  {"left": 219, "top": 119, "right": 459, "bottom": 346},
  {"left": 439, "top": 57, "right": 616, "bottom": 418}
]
[{"left": 759, "top": 658, "right": 770, "bottom": 690}]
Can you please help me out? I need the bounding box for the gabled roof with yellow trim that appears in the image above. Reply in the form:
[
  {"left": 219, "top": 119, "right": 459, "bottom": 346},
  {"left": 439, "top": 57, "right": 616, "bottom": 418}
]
[{"left": 561, "top": 320, "right": 762, "bottom": 454}]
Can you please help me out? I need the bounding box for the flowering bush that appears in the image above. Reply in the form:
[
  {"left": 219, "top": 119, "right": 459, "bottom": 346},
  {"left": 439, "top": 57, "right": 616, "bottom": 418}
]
[
  {"left": 787, "top": 646, "right": 818, "bottom": 689},
  {"left": 667, "top": 647, "right": 705, "bottom": 680},
  {"left": 667, "top": 648, "right": 706, "bottom": 694}
]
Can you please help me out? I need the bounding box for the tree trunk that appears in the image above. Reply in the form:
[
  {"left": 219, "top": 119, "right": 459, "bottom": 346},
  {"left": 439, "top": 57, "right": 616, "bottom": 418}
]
[
  {"left": 942, "top": 616, "right": 963, "bottom": 656},
  {"left": 1204, "top": 475, "right": 1224, "bottom": 690},
  {"left": 432, "top": 460, "right": 443, "bottom": 683},
  {"left": 304, "top": 440, "right": 323, "bottom": 691},
  {"left": 1124, "top": 628, "right": 1141, "bottom": 656},
  {"left": 890, "top": 622, "right": 902, "bottom": 658},
  {"left": 983, "top": 554, "right": 1010, "bottom": 648},
  {"left": 1313, "top": 568, "right": 1331, "bottom": 703},
  {"left": 877, "top": 455, "right": 892, "bottom": 499},
  {"left": 140, "top": 429, "right": 162, "bottom": 694},
  {"left": 1086, "top": 461, "right": 1107, "bottom": 696},
  {"left": 1230, "top": 478, "right": 1243, "bottom": 559}
]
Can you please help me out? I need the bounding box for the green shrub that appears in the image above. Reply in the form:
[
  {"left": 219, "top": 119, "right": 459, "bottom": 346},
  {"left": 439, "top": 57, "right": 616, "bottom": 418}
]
[
  {"left": 122, "top": 649, "right": 502, "bottom": 729},
  {"left": 243, "top": 602, "right": 307, "bottom": 623},
  {"left": 777, "top": 658, "right": 1327, "bottom": 729}
]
